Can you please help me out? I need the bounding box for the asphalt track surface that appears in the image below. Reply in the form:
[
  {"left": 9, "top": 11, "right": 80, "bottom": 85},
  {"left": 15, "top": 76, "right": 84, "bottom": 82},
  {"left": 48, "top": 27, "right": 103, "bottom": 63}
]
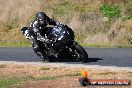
[{"left": 0, "top": 47, "right": 132, "bottom": 68}]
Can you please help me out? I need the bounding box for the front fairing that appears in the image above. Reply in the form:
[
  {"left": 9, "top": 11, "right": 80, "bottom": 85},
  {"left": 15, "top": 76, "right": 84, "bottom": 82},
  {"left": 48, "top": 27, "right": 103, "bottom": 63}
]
[{"left": 49, "top": 25, "right": 73, "bottom": 42}]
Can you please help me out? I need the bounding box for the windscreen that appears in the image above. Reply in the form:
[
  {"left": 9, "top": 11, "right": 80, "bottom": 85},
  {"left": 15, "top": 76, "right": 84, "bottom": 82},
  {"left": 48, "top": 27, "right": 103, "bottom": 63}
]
[{"left": 51, "top": 25, "right": 66, "bottom": 40}]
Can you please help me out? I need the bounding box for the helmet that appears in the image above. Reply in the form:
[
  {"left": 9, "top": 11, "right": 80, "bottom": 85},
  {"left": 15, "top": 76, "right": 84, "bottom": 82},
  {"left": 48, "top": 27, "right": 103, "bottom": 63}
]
[{"left": 36, "top": 12, "right": 46, "bottom": 25}]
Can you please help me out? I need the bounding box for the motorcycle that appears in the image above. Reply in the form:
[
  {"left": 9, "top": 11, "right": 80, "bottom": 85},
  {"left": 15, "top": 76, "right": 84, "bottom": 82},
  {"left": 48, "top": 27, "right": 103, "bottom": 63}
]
[{"left": 21, "top": 24, "right": 88, "bottom": 62}]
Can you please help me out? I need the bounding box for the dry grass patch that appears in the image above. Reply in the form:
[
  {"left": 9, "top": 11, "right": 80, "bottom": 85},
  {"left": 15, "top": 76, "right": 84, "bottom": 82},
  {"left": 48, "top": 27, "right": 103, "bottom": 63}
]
[
  {"left": 99, "top": 71, "right": 117, "bottom": 75},
  {"left": 0, "top": 0, "right": 131, "bottom": 47},
  {"left": 0, "top": 64, "right": 131, "bottom": 88},
  {"left": 128, "top": 71, "right": 132, "bottom": 77},
  {"left": 128, "top": 72, "right": 132, "bottom": 74},
  {"left": 40, "top": 67, "right": 51, "bottom": 70},
  {"left": 0, "top": 64, "right": 7, "bottom": 68},
  {"left": 124, "top": 19, "right": 132, "bottom": 30}
]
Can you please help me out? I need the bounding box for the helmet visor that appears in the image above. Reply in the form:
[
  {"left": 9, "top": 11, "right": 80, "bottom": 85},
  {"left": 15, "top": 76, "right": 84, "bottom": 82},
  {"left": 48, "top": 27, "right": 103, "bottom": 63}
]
[{"left": 39, "top": 19, "right": 45, "bottom": 24}]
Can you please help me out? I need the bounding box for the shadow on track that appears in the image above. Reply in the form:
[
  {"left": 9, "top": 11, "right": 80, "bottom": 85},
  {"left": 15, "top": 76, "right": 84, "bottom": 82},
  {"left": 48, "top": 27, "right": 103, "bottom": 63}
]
[{"left": 87, "top": 58, "right": 103, "bottom": 63}]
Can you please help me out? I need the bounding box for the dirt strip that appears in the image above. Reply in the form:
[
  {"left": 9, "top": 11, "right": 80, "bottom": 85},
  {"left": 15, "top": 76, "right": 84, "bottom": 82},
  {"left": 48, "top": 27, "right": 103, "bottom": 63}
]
[
  {"left": 0, "top": 61, "right": 131, "bottom": 71},
  {"left": 0, "top": 62, "right": 131, "bottom": 88}
]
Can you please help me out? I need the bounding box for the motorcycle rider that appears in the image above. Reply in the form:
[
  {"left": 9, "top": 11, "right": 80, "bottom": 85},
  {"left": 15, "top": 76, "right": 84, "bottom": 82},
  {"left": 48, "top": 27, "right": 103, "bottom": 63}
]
[{"left": 21, "top": 12, "right": 60, "bottom": 60}]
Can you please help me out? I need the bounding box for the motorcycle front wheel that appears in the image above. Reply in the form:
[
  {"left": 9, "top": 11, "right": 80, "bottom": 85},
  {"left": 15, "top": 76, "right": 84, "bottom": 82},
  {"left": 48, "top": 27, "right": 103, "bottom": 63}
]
[{"left": 69, "top": 43, "right": 88, "bottom": 63}]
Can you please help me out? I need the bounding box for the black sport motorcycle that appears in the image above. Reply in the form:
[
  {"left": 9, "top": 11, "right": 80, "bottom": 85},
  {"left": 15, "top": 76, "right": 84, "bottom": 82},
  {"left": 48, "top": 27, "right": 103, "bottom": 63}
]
[{"left": 21, "top": 24, "right": 88, "bottom": 62}]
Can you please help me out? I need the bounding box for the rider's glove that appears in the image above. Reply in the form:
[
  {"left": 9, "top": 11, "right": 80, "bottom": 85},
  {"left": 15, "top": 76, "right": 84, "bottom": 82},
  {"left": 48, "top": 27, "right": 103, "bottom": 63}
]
[{"left": 24, "top": 30, "right": 32, "bottom": 40}]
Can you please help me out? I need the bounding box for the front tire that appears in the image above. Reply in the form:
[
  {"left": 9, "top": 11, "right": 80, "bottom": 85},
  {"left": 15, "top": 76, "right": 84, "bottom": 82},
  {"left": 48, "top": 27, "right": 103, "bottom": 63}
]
[{"left": 70, "top": 43, "right": 88, "bottom": 63}]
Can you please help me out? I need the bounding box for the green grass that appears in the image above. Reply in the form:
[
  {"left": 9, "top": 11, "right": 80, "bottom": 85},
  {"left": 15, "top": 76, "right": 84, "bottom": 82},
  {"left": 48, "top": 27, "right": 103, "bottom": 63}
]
[
  {"left": 0, "top": 76, "right": 55, "bottom": 88},
  {"left": 0, "top": 42, "right": 132, "bottom": 48},
  {"left": 114, "top": 45, "right": 132, "bottom": 48},
  {"left": 0, "top": 42, "right": 31, "bottom": 47},
  {"left": 125, "top": 14, "right": 132, "bottom": 20},
  {"left": 0, "top": 77, "right": 32, "bottom": 88},
  {"left": 0, "top": 73, "right": 81, "bottom": 88},
  {"left": 100, "top": 4, "right": 121, "bottom": 19}
]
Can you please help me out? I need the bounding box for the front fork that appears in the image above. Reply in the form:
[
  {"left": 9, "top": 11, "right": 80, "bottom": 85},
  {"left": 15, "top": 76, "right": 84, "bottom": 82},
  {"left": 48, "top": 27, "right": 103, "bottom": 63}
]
[{"left": 67, "top": 41, "right": 78, "bottom": 55}]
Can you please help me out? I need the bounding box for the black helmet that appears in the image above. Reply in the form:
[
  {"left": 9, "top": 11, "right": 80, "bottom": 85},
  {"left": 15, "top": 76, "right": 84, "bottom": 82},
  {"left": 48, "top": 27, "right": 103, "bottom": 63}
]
[{"left": 36, "top": 12, "right": 46, "bottom": 25}]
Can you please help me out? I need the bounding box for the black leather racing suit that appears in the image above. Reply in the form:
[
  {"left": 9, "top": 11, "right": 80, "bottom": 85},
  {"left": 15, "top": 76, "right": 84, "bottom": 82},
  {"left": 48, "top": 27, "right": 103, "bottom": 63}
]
[{"left": 23, "top": 16, "right": 57, "bottom": 59}]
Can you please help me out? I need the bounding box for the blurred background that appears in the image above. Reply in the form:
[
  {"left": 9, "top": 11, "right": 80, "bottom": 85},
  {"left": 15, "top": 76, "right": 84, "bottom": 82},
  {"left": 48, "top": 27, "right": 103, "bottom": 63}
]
[{"left": 0, "top": 0, "right": 131, "bottom": 47}]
